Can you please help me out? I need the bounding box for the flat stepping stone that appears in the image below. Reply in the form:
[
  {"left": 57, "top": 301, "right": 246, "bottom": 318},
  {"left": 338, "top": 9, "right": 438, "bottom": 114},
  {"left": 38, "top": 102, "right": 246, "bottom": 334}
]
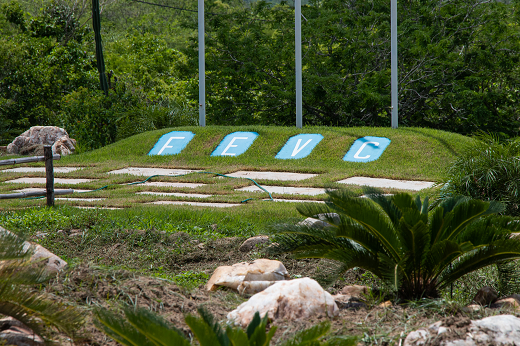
[
  {"left": 137, "top": 192, "right": 212, "bottom": 198},
  {"left": 226, "top": 171, "right": 318, "bottom": 181},
  {"left": 337, "top": 177, "right": 435, "bottom": 191},
  {"left": 1, "top": 167, "right": 83, "bottom": 173},
  {"left": 15, "top": 188, "right": 92, "bottom": 193},
  {"left": 74, "top": 206, "right": 122, "bottom": 210},
  {"left": 108, "top": 167, "right": 200, "bottom": 176},
  {"left": 237, "top": 185, "right": 326, "bottom": 196},
  {"left": 4, "top": 178, "right": 93, "bottom": 184},
  {"left": 264, "top": 199, "right": 325, "bottom": 203},
  {"left": 148, "top": 201, "right": 241, "bottom": 208},
  {"left": 126, "top": 182, "right": 205, "bottom": 188},
  {"left": 56, "top": 198, "right": 106, "bottom": 201}
]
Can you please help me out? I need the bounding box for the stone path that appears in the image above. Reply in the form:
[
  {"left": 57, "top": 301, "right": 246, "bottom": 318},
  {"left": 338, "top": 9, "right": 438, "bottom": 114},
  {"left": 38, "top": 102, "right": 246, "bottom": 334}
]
[{"left": 1, "top": 166, "right": 436, "bottom": 208}]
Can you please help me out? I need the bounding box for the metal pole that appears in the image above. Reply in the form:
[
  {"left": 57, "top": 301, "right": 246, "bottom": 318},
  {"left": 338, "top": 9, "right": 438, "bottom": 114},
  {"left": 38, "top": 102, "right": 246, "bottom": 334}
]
[
  {"left": 198, "top": 0, "right": 206, "bottom": 127},
  {"left": 391, "top": 0, "right": 398, "bottom": 128},
  {"left": 295, "top": 0, "right": 302, "bottom": 128}
]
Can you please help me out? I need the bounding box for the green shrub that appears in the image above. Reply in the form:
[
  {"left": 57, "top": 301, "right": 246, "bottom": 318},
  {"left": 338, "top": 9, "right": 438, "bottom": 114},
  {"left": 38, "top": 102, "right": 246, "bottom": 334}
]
[{"left": 443, "top": 133, "right": 520, "bottom": 216}]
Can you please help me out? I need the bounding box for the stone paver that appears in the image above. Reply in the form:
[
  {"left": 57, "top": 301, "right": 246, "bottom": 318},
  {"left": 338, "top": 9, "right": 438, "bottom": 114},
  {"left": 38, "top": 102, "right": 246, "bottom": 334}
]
[
  {"left": 15, "top": 188, "right": 92, "bottom": 193},
  {"left": 56, "top": 198, "right": 106, "bottom": 201},
  {"left": 1, "top": 167, "right": 83, "bottom": 173},
  {"left": 225, "top": 171, "right": 318, "bottom": 181},
  {"left": 108, "top": 167, "right": 200, "bottom": 176},
  {"left": 148, "top": 201, "right": 241, "bottom": 207},
  {"left": 126, "top": 181, "right": 205, "bottom": 188},
  {"left": 237, "top": 185, "right": 326, "bottom": 196},
  {"left": 74, "top": 206, "right": 122, "bottom": 210},
  {"left": 337, "top": 177, "right": 435, "bottom": 191},
  {"left": 264, "top": 199, "right": 326, "bottom": 203},
  {"left": 137, "top": 192, "right": 212, "bottom": 198},
  {"left": 4, "top": 178, "right": 93, "bottom": 184}
]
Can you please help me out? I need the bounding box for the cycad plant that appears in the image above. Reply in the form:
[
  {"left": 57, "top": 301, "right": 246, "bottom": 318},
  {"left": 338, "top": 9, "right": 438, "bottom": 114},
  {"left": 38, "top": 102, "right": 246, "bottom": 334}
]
[
  {"left": 269, "top": 188, "right": 520, "bottom": 300},
  {"left": 443, "top": 132, "right": 520, "bottom": 216},
  {"left": 94, "top": 305, "right": 356, "bottom": 346},
  {"left": 0, "top": 229, "right": 84, "bottom": 343}
]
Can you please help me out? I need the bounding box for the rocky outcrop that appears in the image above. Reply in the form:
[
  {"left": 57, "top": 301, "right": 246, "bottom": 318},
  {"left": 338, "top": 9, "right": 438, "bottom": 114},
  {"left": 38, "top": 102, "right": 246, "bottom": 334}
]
[
  {"left": 404, "top": 315, "right": 520, "bottom": 346},
  {"left": 227, "top": 278, "right": 339, "bottom": 327},
  {"left": 7, "top": 126, "right": 76, "bottom": 156},
  {"left": 206, "top": 259, "right": 289, "bottom": 294}
]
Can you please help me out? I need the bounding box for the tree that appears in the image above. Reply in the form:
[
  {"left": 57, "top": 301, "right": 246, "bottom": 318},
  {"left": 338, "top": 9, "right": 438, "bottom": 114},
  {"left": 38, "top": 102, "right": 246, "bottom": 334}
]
[{"left": 269, "top": 188, "right": 520, "bottom": 300}]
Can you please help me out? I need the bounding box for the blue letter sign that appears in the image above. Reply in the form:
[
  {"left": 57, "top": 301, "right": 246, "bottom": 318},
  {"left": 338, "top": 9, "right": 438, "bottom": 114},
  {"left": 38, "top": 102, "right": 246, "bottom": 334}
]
[
  {"left": 343, "top": 136, "right": 391, "bottom": 162},
  {"left": 211, "top": 132, "right": 258, "bottom": 157},
  {"left": 148, "top": 131, "right": 195, "bottom": 156},
  {"left": 275, "top": 134, "right": 323, "bottom": 159}
]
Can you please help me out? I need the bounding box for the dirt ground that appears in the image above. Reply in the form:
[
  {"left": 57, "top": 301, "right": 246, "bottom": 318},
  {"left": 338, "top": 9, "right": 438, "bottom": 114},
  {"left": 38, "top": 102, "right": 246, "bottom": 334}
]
[{"left": 41, "top": 234, "right": 520, "bottom": 345}]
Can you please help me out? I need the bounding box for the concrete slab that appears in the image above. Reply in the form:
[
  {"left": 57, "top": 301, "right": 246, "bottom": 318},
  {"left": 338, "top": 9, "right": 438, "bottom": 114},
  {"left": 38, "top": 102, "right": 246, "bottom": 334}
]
[
  {"left": 4, "top": 178, "right": 93, "bottom": 184},
  {"left": 337, "top": 177, "right": 435, "bottom": 191},
  {"left": 74, "top": 206, "right": 122, "bottom": 210},
  {"left": 14, "top": 188, "right": 92, "bottom": 193},
  {"left": 56, "top": 198, "right": 106, "bottom": 201},
  {"left": 108, "top": 167, "right": 200, "bottom": 177},
  {"left": 1, "top": 167, "right": 83, "bottom": 173},
  {"left": 137, "top": 192, "right": 212, "bottom": 198},
  {"left": 225, "top": 171, "right": 318, "bottom": 181},
  {"left": 237, "top": 185, "right": 326, "bottom": 196},
  {"left": 264, "top": 199, "right": 326, "bottom": 203},
  {"left": 126, "top": 181, "right": 206, "bottom": 188},
  {"left": 148, "top": 201, "right": 241, "bottom": 208}
]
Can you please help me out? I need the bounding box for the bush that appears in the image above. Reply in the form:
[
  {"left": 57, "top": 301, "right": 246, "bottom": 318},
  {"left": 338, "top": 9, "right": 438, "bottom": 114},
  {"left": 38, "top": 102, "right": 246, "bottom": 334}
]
[{"left": 443, "top": 133, "right": 520, "bottom": 216}]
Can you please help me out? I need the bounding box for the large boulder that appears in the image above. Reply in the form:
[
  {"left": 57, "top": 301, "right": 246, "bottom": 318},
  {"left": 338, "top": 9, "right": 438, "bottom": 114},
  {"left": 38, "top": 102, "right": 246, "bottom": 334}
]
[
  {"left": 7, "top": 126, "right": 76, "bottom": 156},
  {"left": 206, "top": 259, "right": 289, "bottom": 293},
  {"left": 227, "top": 278, "right": 339, "bottom": 327},
  {"left": 404, "top": 315, "right": 520, "bottom": 346}
]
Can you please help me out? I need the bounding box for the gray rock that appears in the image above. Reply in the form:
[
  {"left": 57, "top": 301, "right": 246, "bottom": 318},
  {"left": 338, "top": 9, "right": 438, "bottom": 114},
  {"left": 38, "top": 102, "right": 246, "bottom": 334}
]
[
  {"left": 239, "top": 236, "right": 269, "bottom": 252},
  {"left": 0, "top": 317, "right": 44, "bottom": 346},
  {"left": 7, "top": 126, "right": 76, "bottom": 156},
  {"left": 298, "top": 213, "right": 340, "bottom": 229},
  {"left": 404, "top": 315, "right": 520, "bottom": 346}
]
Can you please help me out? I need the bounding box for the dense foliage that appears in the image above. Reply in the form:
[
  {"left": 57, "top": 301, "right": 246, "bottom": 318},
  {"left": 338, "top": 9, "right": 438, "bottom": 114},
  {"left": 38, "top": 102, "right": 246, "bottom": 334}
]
[
  {"left": 0, "top": 0, "right": 196, "bottom": 150},
  {"left": 269, "top": 188, "right": 520, "bottom": 300},
  {"left": 180, "top": 0, "right": 520, "bottom": 135}
]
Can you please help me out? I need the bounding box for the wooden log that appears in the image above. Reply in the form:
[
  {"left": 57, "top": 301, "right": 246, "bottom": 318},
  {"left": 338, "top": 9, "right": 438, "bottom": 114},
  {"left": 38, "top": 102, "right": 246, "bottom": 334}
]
[
  {"left": 0, "top": 189, "right": 74, "bottom": 200},
  {"left": 44, "top": 146, "right": 54, "bottom": 207},
  {"left": 0, "top": 155, "right": 60, "bottom": 166}
]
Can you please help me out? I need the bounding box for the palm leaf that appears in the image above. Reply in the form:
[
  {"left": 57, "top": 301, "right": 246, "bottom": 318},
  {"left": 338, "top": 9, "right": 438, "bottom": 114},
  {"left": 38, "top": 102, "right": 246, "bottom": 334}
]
[
  {"left": 185, "top": 313, "right": 221, "bottom": 346},
  {"left": 94, "top": 307, "right": 154, "bottom": 346},
  {"left": 124, "top": 306, "right": 190, "bottom": 346},
  {"left": 279, "top": 322, "right": 330, "bottom": 346}
]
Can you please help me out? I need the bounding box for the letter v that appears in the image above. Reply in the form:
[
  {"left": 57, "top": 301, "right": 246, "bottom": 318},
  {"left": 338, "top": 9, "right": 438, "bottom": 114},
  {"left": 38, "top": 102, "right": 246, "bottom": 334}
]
[{"left": 291, "top": 139, "right": 313, "bottom": 157}]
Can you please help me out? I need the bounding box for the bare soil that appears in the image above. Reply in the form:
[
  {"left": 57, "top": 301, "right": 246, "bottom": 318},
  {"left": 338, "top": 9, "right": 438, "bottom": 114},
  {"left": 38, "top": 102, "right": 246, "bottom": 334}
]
[{"left": 40, "top": 233, "right": 520, "bottom": 345}]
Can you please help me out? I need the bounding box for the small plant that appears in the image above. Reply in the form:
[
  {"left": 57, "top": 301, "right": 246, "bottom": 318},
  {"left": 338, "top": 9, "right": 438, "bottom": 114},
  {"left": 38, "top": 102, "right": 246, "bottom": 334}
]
[
  {"left": 269, "top": 187, "right": 520, "bottom": 300},
  {"left": 94, "top": 305, "right": 357, "bottom": 345}
]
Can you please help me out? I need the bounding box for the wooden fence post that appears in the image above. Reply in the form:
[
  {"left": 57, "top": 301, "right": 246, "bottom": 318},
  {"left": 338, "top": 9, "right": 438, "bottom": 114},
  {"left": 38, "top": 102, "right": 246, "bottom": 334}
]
[{"left": 44, "top": 145, "right": 54, "bottom": 207}]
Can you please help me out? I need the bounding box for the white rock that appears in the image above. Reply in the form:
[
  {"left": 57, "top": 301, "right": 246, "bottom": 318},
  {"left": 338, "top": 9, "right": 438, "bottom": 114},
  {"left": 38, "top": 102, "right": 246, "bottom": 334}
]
[
  {"left": 206, "top": 259, "right": 289, "bottom": 292},
  {"left": 0, "top": 227, "right": 67, "bottom": 274},
  {"left": 298, "top": 213, "right": 340, "bottom": 229},
  {"left": 227, "top": 277, "right": 339, "bottom": 327},
  {"left": 403, "top": 315, "right": 520, "bottom": 346}
]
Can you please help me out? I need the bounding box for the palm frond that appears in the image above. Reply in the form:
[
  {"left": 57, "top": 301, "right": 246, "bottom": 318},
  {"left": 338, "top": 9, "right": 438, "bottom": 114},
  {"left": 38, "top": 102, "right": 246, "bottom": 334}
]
[
  {"left": 124, "top": 306, "right": 190, "bottom": 346},
  {"left": 94, "top": 307, "right": 154, "bottom": 346},
  {"left": 279, "top": 321, "right": 330, "bottom": 346}
]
